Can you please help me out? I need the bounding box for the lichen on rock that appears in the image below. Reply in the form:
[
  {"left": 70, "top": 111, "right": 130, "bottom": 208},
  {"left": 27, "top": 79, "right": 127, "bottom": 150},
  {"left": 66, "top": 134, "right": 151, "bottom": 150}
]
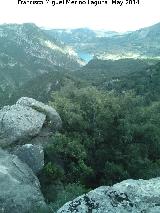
[{"left": 58, "top": 178, "right": 160, "bottom": 213}]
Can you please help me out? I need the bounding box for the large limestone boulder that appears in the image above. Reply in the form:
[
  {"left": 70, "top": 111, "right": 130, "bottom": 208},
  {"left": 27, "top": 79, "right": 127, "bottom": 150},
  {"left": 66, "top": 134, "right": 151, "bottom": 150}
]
[
  {"left": 0, "top": 104, "right": 46, "bottom": 146},
  {"left": 0, "top": 97, "right": 61, "bottom": 147},
  {"left": 0, "top": 149, "right": 49, "bottom": 213},
  {"left": 13, "top": 144, "right": 44, "bottom": 174},
  {"left": 58, "top": 178, "right": 160, "bottom": 213},
  {"left": 17, "top": 97, "right": 62, "bottom": 130}
]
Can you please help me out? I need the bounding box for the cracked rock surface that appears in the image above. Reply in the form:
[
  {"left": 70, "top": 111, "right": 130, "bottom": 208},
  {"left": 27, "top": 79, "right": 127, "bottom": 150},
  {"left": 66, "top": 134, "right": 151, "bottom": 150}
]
[
  {"left": 12, "top": 144, "right": 44, "bottom": 174},
  {"left": 0, "top": 97, "right": 61, "bottom": 147},
  {"left": 58, "top": 178, "right": 160, "bottom": 213},
  {"left": 0, "top": 148, "right": 49, "bottom": 213}
]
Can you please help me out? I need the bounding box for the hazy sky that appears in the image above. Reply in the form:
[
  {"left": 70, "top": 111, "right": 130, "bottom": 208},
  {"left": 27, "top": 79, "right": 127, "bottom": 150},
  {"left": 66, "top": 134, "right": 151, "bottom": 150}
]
[{"left": 0, "top": 0, "right": 160, "bottom": 32}]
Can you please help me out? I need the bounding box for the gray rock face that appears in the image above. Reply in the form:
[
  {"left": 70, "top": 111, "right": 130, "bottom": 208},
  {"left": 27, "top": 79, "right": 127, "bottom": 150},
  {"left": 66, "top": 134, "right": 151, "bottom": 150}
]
[
  {"left": 17, "top": 97, "right": 62, "bottom": 130},
  {"left": 58, "top": 178, "right": 160, "bottom": 213},
  {"left": 0, "top": 97, "right": 61, "bottom": 147},
  {"left": 13, "top": 144, "right": 44, "bottom": 174},
  {"left": 0, "top": 104, "right": 46, "bottom": 147},
  {"left": 0, "top": 148, "right": 49, "bottom": 213}
]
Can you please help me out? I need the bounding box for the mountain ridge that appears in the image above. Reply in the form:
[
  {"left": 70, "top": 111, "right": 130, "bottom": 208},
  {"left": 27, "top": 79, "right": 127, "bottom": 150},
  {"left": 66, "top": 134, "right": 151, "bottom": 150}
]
[
  {"left": 45, "top": 22, "right": 160, "bottom": 60},
  {"left": 0, "top": 23, "right": 84, "bottom": 106}
]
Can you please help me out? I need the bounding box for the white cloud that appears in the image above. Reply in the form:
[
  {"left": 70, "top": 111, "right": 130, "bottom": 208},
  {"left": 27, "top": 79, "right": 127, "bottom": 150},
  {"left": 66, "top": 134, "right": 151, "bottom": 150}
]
[{"left": 0, "top": 0, "right": 160, "bottom": 32}]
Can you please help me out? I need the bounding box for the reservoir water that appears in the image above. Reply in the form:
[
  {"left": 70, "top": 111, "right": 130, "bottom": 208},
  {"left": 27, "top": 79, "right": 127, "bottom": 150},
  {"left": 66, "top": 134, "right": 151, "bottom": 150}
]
[{"left": 78, "top": 52, "right": 93, "bottom": 63}]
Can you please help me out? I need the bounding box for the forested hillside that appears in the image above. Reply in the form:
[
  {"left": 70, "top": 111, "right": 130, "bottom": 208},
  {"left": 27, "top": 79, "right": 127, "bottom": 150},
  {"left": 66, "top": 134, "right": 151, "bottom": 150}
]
[
  {"left": 106, "top": 62, "right": 160, "bottom": 102},
  {"left": 74, "top": 58, "right": 158, "bottom": 84}
]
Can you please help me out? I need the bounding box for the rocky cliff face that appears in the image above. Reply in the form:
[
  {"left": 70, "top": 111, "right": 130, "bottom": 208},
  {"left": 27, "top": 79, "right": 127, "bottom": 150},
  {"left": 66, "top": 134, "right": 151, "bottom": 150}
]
[
  {"left": 0, "top": 148, "right": 49, "bottom": 213},
  {"left": 0, "top": 97, "right": 62, "bottom": 212},
  {"left": 58, "top": 178, "right": 160, "bottom": 213},
  {"left": 13, "top": 144, "right": 44, "bottom": 174}
]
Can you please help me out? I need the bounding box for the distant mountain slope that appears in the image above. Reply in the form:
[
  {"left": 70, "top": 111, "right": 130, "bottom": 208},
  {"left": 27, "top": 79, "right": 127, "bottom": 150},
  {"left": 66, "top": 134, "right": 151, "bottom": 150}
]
[
  {"left": 10, "top": 58, "right": 159, "bottom": 106},
  {"left": 44, "top": 28, "right": 120, "bottom": 53},
  {"left": 2, "top": 23, "right": 160, "bottom": 107},
  {"left": 75, "top": 58, "right": 160, "bottom": 102},
  {"left": 9, "top": 69, "right": 86, "bottom": 106},
  {"left": 46, "top": 28, "right": 97, "bottom": 44},
  {"left": 95, "top": 23, "right": 160, "bottom": 59},
  {"left": 73, "top": 58, "right": 158, "bottom": 86},
  {"left": 107, "top": 61, "right": 160, "bottom": 102},
  {"left": 10, "top": 70, "right": 68, "bottom": 105},
  {"left": 46, "top": 23, "right": 160, "bottom": 60},
  {"left": 0, "top": 23, "right": 83, "bottom": 106}
]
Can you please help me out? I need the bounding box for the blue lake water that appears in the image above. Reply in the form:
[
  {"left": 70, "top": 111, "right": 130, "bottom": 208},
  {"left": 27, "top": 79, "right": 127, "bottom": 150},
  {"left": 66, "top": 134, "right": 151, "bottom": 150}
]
[{"left": 77, "top": 52, "right": 93, "bottom": 63}]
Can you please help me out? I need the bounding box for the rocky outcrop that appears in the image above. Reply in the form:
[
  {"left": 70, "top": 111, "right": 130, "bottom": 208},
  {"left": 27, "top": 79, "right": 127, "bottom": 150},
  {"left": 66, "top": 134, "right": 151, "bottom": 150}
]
[
  {"left": 58, "top": 178, "right": 160, "bottom": 213},
  {"left": 0, "top": 104, "right": 46, "bottom": 147},
  {"left": 12, "top": 144, "right": 44, "bottom": 174},
  {"left": 0, "top": 97, "right": 62, "bottom": 212},
  {"left": 0, "top": 148, "right": 49, "bottom": 213},
  {"left": 17, "top": 97, "right": 62, "bottom": 130},
  {"left": 0, "top": 97, "right": 61, "bottom": 147}
]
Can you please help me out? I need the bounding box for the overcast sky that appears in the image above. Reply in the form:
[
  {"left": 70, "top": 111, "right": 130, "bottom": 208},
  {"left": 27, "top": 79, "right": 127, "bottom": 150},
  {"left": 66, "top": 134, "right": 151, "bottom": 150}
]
[{"left": 0, "top": 0, "right": 160, "bottom": 32}]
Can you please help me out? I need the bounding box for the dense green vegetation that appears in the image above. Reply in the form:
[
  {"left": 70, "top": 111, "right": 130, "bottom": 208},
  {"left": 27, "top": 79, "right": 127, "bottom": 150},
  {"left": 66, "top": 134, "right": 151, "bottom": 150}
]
[
  {"left": 37, "top": 61, "right": 160, "bottom": 210},
  {"left": 107, "top": 62, "right": 160, "bottom": 103},
  {"left": 74, "top": 58, "right": 158, "bottom": 86}
]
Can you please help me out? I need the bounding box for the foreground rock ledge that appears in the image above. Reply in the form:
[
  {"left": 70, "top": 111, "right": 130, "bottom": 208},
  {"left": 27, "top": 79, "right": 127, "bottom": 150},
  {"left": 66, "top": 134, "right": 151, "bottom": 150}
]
[
  {"left": 58, "top": 178, "right": 160, "bottom": 213},
  {"left": 0, "top": 97, "right": 62, "bottom": 147},
  {"left": 0, "top": 149, "right": 49, "bottom": 213}
]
